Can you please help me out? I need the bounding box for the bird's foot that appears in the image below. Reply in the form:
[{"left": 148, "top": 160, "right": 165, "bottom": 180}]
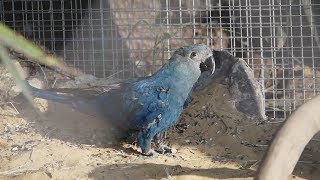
[
  {"left": 157, "top": 144, "right": 177, "bottom": 154},
  {"left": 142, "top": 149, "right": 159, "bottom": 158}
]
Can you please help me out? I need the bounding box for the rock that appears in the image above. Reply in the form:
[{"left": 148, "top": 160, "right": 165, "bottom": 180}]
[
  {"left": 12, "top": 77, "right": 45, "bottom": 93},
  {"left": 195, "top": 50, "right": 266, "bottom": 120},
  {"left": 229, "top": 59, "right": 266, "bottom": 120},
  {"left": 28, "top": 77, "right": 45, "bottom": 89}
]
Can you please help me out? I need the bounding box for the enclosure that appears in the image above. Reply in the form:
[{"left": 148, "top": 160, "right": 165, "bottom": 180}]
[
  {"left": 1, "top": 0, "right": 320, "bottom": 179},
  {"left": 1, "top": 0, "right": 319, "bottom": 119}
]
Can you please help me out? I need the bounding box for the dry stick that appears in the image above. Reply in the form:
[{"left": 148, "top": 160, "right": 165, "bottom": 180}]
[
  {"left": 29, "top": 149, "right": 34, "bottom": 162},
  {"left": 311, "top": 138, "right": 320, "bottom": 142},
  {"left": 37, "top": 63, "right": 49, "bottom": 86},
  {"left": 51, "top": 78, "right": 57, "bottom": 88},
  {"left": 0, "top": 166, "right": 40, "bottom": 176},
  {"left": 8, "top": 102, "right": 19, "bottom": 114},
  {"left": 0, "top": 101, "right": 20, "bottom": 115},
  {"left": 255, "top": 95, "right": 320, "bottom": 180}
]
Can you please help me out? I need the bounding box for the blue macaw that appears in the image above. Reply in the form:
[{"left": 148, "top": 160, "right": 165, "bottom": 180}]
[{"left": 26, "top": 44, "right": 215, "bottom": 156}]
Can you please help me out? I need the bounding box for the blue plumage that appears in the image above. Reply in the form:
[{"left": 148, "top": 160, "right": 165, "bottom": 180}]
[{"left": 26, "top": 44, "right": 214, "bottom": 156}]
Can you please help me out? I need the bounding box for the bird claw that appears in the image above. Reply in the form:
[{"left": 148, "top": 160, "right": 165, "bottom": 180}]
[
  {"left": 157, "top": 144, "right": 177, "bottom": 154},
  {"left": 142, "top": 149, "right": 159, "bottom": 158},
  {"left": 139, "top": 144, "right": 176, "bottom": 158}
]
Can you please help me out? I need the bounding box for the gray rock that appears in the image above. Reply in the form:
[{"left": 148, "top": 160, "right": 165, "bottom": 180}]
[{"left": 195, "top": 50, "right": 266, "bottom": 120}]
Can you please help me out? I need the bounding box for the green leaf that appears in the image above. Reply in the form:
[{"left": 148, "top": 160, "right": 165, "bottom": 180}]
[
  {"left": 0, "top": 45, "right": 37, "bottom": 110},
  {"left": 0, "top": 23, "right": 82, "bottom": 77}
]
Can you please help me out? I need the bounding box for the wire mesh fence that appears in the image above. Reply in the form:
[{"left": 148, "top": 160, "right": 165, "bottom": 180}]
[{"left": 1, "top": 0, "right": 320, "bottom": 120}]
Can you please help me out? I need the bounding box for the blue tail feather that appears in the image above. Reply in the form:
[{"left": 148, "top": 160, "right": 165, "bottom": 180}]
[
  {"left": 25, "top": 81, "right": 97, "bottom": 116},
  {"left": 25, "top": 81, "right": 75, "bottom": 104}
]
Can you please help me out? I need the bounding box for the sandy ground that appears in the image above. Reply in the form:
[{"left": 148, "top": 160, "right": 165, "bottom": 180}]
[{"left": 0, "top": 65, "right": 320, "bottom": 180}]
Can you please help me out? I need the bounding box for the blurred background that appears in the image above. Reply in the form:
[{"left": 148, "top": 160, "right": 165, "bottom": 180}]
[{"left": 1, "top": 0, "right": 319, "bottom": 119}]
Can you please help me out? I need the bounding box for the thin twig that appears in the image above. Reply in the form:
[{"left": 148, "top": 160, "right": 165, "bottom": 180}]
[
  {"left": 37, "top": 63, "right": 49, "bottom": 87},
  {"left": 51, "top": 78, "right": 57, "bottom": 88},
  {"left": 8, "top": 102, "right": 19, "bottom": 114},
  {"left": 219, "top": 119, "right": 229, "bottom": 134},
  {"left": 29, "top": 149, "right": 33, "bottom": 162},
  {"left": 105, "top": 69, "right": 126, "bottom": 81},
  {"left": 265, "top": 120, "right": 285, "bottom": 124},
  {"left": 254, "top": 144, "right": 269, "bottom": 147},
  {"left": 250, "top": 160, "right": 261, "bottom": 169},
  {"left": 297, "top": 160, "right": 320, "bottom": 164},
  {"left": 0, "top": 166, "right": 40, "bottom": 176},
  {"left": 311, "top": 138, "right": 320, "bottom": 142}
]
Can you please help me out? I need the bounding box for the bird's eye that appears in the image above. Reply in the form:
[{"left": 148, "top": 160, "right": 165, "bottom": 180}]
[{"left": 190, "top": 52, "right": 197, "bottom": 59}]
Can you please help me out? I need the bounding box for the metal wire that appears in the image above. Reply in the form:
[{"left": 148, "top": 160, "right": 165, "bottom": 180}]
[{"left": 1, "top": 0, "right": 320, "bottom": 120}]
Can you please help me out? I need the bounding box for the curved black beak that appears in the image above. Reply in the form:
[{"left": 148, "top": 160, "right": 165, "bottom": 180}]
[{"left": 200, "top": 56, "right": 215, "bottom": 74}]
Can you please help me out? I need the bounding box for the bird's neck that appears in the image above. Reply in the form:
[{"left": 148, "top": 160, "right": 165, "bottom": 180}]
[{"left": 149, "top": 65, "right": 200, "bottom": 103}]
